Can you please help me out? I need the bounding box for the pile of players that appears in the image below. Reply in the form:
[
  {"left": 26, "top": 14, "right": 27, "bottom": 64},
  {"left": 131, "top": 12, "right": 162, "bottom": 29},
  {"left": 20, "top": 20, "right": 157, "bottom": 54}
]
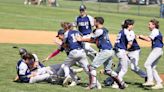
[{"left": 15, "top": 4, "right": 164, "bottom": 90}]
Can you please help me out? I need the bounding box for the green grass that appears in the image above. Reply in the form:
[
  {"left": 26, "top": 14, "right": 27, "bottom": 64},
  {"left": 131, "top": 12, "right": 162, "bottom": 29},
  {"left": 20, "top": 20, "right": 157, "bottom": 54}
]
[
  {"left": 0, "top": 0, "right": 164, "bottom": 34},
  {"left": 0, "top": 0, "right": 164, "bottom": 92},
  {"left": 0, "top": 43, "right": 164, "bottom": 92}
]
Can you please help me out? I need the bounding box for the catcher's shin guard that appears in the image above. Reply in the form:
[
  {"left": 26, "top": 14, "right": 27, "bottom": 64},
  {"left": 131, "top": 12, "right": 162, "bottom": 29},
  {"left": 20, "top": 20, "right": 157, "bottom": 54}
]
[
  {"left": 88, "top": 65, "right": 97, "bottom": 89},
  {"left": 104, "top": 70, "right": 125, "bottom": 89}
]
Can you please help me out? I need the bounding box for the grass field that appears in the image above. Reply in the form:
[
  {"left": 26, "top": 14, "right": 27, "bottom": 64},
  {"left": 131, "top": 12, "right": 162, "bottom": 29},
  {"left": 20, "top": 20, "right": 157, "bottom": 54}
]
[
  {"left": 0, "top": 43, "right": 164, "bottom": 92},
  {"left": 0, "top": 0, "right": 164, "bottom": 92},
  {"left": 0, "top": 0, "right": 164, "bottom": 34}
]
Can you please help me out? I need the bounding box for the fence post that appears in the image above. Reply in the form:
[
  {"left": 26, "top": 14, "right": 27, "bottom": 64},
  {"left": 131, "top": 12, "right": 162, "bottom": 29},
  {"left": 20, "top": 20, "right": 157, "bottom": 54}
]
[
  {"left": 117, "top": 0, "right": 120, "bottom": 13},
  {"left": 160, "top": 0, "right": 164, "bottom": 18},
  {"left": 137, "top": 0, "right": 140, "bottom": 16},
  {"left": 81, "top": 0, "right": 84, "bottom": 5}
]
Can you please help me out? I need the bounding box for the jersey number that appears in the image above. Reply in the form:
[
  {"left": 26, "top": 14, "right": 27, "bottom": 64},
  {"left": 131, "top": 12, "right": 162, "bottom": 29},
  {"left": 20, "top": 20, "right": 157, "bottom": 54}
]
[
  {"left": 71, "top": 33, "right": 79, "bottom": 42},
  {"left": 115, "top": 33, "right": 121, "bottom": 43}
]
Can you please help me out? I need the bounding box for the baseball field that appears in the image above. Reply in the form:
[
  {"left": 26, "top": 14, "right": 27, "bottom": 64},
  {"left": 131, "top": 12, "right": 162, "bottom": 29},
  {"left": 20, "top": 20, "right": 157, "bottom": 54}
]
[{"left": 0, "top": 0, "right": 164, "bottom": 92}]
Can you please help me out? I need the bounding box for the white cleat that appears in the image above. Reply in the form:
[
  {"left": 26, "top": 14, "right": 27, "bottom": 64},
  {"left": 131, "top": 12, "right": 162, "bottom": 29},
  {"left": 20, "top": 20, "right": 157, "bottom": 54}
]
[
  {"left": 97, "top": 81, "right": 102, "bottom": 89},
  {"left": 73, "top": 68, "right": 83, "bottom": 73},
  {"left": 111, "top": 82, "right": 119, "bottom": 89},
  {"left": 69, "top": 81, "right": 77, "bottom": 87},
  {"left": 63, "top": 76, "right": 71, "bottom": 87},
  {"left": 85, "top": 83, "right": 101, "bottom": 90},
  {"left": 151, "top": 84, "right": 163, "bottom": 89},
  {"left": 142, "top": 81, "right": 155, "bottom": 86},
  {"left": 24, "top": 1, "right": 28, "bottom": 5}
]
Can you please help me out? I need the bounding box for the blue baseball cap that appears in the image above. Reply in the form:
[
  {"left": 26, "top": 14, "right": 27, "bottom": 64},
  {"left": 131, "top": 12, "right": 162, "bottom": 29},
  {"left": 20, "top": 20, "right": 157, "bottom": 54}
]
[
  {"left": 56, "top": 29, "right": 65, "bottom": 37},
  {"left": 79, "top": 5, "right": 86, "bottom": 11}
]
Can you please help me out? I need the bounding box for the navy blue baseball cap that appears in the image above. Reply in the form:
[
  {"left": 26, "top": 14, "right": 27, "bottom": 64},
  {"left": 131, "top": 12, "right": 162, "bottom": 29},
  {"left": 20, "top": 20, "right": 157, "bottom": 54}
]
[
  {"left": 56, "top": 29, "right": 65, "bottom": 37},
  {"left": 79, "top": 5, "right": 86, "bottom": 11}
]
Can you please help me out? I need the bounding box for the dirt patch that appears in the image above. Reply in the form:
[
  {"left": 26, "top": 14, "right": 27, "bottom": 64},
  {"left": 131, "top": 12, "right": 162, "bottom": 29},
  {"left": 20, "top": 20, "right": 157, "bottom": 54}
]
[
  {"left": 0, "top": 29, "right": 59, "bottom": 45},
  {"left": 0, "top": 28, "right": 161, "bottom": 47}
]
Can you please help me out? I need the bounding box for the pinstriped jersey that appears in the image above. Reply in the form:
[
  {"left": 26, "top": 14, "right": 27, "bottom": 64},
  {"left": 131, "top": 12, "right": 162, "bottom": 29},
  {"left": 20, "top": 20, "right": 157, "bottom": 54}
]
[
  {"left": 64, "top": 30, "right": 83, "bottom": 51},
  {"left": 76, "top": 15, "right": 93, "bottom": 35},
  {"left": 149, "top": 28, "right": 163, "bottom": 48},
  {"left": 16, "top": 59, "right": 31, "bottom": 82},
  {"left": 114, "top": 29, "right": 129, "bottom": 50},
  {"left": 91, "top": 28, "right": 112, "bottom": 50}
]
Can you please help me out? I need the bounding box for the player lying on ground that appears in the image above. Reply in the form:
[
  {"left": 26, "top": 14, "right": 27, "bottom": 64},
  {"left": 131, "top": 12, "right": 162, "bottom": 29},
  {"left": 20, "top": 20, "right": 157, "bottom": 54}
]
[
  {"left": 14, "top": 48, "right": 45, "bottom": 82},
  {"left": 16, "top": 52, "right": 51, "bottom": 83},
  {"left": 14, "top": 48, "right": 82, "bottom": 86}
]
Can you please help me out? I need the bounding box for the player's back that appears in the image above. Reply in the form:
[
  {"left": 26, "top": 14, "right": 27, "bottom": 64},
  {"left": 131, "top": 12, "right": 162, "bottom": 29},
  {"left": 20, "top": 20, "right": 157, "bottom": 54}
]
[
  {"left": 114, "top": 29, "right": 128, "bottom": 50},
  {"left": 65, "top": 30, "right": 83, "bottom": 51},
  {"left": 94, "top": 28, "right": 112, "bottom": 50},
  {"left": 151, "top": 29, "right": 163, "bottom": 48}
]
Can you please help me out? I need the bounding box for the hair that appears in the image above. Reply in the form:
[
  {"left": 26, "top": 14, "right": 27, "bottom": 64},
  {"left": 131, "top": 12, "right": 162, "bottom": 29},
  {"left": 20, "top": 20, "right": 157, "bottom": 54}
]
[
  {"left": 150, "top": 19, "right": 159, "bottom": 29},
  {"left": 61, "top": 22, "right": 72, "bottom": 31},
  {"left": 22, "top": 53, "right": 34, "bottom": 61},
  {"left": 94, "top": 17, "right": 104, "bottom": 24},
  {"left": 122, "top": 19, "right": 134, "bottom": 29}
]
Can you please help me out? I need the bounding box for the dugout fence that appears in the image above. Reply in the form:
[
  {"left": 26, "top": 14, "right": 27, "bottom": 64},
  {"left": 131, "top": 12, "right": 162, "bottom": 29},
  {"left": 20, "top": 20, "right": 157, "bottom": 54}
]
[{"left": 57, "top": 0, "right": 161, "bottom": 18}]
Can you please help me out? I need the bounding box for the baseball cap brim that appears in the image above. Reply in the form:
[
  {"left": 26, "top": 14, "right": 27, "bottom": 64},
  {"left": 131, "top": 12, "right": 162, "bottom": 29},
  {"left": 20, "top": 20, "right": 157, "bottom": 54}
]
[{"left": 56, "top": 29, "right": 65, "bottom": 37}]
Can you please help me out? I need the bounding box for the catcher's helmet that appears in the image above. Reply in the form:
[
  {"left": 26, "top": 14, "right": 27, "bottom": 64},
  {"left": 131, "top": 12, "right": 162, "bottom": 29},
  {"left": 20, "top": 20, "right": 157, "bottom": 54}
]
[{"left": 19, "top": 48, "right": 27, "bottom": 58}]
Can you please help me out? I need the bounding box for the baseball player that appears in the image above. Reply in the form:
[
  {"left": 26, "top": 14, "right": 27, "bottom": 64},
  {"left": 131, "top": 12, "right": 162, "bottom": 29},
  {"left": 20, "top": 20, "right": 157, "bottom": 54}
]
[
  {"left": 43, "top": 29, "right": 83, "bottom": 86},
  {"left": 56, "top": 22, "right": 90, "bottom": 87},
  {"left": 112, "top": 19, "right": 136, "bottom": 88},
  {"left": 43, "top": 29, "right": 69, "bottom": 62},
  {"left": 46, "top": 63, "right": 82, "bottom": 86},
  {"left": 104, "top": 19, "right": 147, "bottom": 87},
  {"left": 16, "top": 53, "right": 51, "bottom": 83},
  {"left": 76, "top": 17, "right": 126, "bottom": 89},
  {"left": 75, "top": 5, "right": 97, "bottom": 61},
  {"left": 14, "top": 48, "right": 45, "bottom": 82},
  {"left": 138, "top": 19, "right": 163, "bottom": 89}
]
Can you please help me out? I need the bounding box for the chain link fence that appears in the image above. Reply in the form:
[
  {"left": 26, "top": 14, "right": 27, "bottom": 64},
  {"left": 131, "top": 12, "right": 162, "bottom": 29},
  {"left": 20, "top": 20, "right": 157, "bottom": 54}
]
[{"left": 56, "top": 0, "right": 161, "bottom": 17}]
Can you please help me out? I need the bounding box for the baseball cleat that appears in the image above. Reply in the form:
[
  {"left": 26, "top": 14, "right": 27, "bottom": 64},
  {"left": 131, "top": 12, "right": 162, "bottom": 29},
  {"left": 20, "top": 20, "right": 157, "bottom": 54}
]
[
  {"left": 142, "top": 81, "right": 155, "bottom": 86},
  {"left": 73, "top": 68, "right": 83, "bottom": 73},
  {"left": 96, "top": 81, "right": 102, "bottom": 89},
  {"left": 85, "top": 83, "right": 102, "bottom": 90},
  {"left": 63, "top": 76, "right": 72, "bottom": 87},
  {"left": 69, "top": 81, "right": 77, "bottom": 87},
  {"left": 112, "top": 82, "right": 128, "bottom": 89},
  {"left": 151, "top": 84, "right": 163, "bottom": 89},
  {"left": 111, "top": 82, "right": 119, "bottom": 89}
]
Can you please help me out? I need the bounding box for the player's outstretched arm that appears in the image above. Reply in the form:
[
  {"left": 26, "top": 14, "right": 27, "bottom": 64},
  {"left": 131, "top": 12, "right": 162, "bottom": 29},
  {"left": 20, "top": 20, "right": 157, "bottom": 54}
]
[
  {"left": 76, "top": 35, "right": 94, "bottom": 42},
  {"left": 42, "top": 49, "right": 61, "bottom": 62},
  {"left": 138, "top": 35, "right": 152, "bottom": 42}
]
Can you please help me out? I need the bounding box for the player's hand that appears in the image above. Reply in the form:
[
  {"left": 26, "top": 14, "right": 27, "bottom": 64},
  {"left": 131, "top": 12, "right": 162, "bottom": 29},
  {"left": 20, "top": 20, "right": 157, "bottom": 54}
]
[
  {"left": 31, "top": 72, "right": 37, "bottom": 77},
  {"left": 33, "top": 62, "right": 39, "bottom": 68},
  {"left": 28, "top": 72, "right": 37, "bottom": 78},
  {"left": 135, "top": 35, "right": 140, "bottom": 39},
  {"left": 54, "top": 38, "right": 62, "bottom": 45},
  {"left": 42, "top": 58, "right": 49, "bottom": 62},
  {"left": 138, "top": 35, "right": 144, "bottom": 39}
]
